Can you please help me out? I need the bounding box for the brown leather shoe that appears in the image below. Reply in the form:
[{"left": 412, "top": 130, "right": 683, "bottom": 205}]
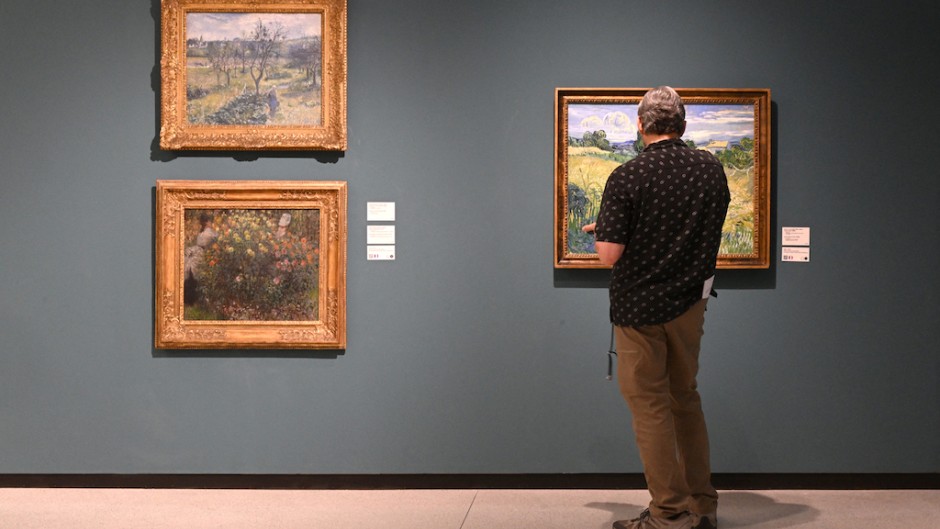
[
  {"left": 613, "top": 509, "right": 692, "bottom": 529},
  {"left": 691, "top": 512, "right": 717, "bottom": 529}
]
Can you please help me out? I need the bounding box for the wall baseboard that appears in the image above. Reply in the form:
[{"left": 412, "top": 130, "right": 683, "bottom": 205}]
[{"left": 0, "top": 473, "right": 936, "bottom": 490}]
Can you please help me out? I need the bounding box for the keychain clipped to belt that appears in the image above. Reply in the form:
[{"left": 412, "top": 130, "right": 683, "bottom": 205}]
[{"left": 606, "top": 323, "right": 617, "bottom": 380}]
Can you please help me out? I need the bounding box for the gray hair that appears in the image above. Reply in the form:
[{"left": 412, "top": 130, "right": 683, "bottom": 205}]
[{"left": 637, "top": 86, "right": 686, "bottom": 135}]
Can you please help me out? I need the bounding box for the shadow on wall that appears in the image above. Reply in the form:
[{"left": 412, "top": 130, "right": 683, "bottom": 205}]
[{"left": 553, "top": 267, "right": 776, "bottom": 290}]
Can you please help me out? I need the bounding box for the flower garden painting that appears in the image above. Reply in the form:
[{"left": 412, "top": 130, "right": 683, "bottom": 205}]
[
  {"left": 185, "top": 12, "right": 323, "bottom": 126},
  {"left": 182, "top": 208, "right": 320, "bottom": 322}
]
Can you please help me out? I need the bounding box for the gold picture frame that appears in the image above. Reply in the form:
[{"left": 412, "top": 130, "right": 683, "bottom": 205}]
[
  {"left": 554, "top": 88, "right": 772, "bottom": 269},
  {"left": 160, "top": 0, "right": 347, "bottom": 150},
  {"left": 155, "top": 180, "right": 347, "bottom": 349}
]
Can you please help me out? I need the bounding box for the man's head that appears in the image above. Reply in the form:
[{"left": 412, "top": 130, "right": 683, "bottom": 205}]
[{"left": 637, "top": 86, "right": 686, "bottom": 137}]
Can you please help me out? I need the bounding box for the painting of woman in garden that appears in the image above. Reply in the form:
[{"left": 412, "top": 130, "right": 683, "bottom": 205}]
[{"left": 182, "top": 208, "right": 321, "bottom": 321}]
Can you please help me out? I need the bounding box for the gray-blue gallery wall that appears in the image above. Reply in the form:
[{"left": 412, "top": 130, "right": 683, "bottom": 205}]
[{"left": 1, "top": 0, "right": 937, "bottom": 475}]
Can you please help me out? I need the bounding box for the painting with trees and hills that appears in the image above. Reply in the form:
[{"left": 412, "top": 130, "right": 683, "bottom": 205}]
[
  {"left": 160, "top": 0, "right": 347, "bottom": 150},
  {"left": 185, "top": 13, "right": 322, "bottom": 127},
  {"left": 555, "top": 88, "right": 771, "bottom": 269}
]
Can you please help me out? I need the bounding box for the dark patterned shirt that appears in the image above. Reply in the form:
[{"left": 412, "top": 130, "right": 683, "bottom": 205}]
[{"left": 594, "top": 138, "right": 730, "bottom": 327}]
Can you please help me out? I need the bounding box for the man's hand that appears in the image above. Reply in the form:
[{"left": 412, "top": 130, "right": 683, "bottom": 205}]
[{"left": 582, "top": 223, "right": 624, "bottom": 265}]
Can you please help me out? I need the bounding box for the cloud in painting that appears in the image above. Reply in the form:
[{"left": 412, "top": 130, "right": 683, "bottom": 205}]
[
  {"left": 571, "top": 106, "right": 638, "bottom": 142},
  {"left": 578, "top": 115, "right": 603, "bottom": 132},
  {"left": 684, "top": 106, "right": 755, "bottom": 143},
  {"left": 602, "top": 111, "right": 637, "bottom": 141},
  {"left": 186, "top": 13, "right": 321, "bottom": 41}
]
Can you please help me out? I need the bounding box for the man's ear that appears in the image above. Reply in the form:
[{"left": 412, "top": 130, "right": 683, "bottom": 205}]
[
  {"left": 636, "top": 117, "right": 644, "bottom": 135},
  {"left": 679, "top": 120, "right": 687, "bottom": 137}
]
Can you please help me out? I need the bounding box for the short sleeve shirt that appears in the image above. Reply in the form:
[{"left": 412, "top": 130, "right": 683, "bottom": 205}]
[{"left": 594, "top": 138, "right": 730, "bottom": 327}]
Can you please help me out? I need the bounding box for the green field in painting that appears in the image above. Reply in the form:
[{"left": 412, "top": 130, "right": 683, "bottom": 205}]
[
  {"left": 186, "top": 52, "right": 321, "bottom": 126},
  {"left": 565, "top": 146, "right": 754, "bottom": 256}
]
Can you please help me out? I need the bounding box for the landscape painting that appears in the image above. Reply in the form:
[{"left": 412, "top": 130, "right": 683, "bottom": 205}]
[
  {"left": 554, "top": 88, "right": 771, "bottom": 269},
  {"left": 185, "top": 13, "right": 323, "bottom": 127},
  {"left": 160, "top": 0, "right": 347, "bottom": 150}
]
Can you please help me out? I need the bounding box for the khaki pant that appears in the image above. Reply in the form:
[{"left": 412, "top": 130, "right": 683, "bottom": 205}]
[{"left": 615, "top": 299, "right": 718, "bottom": 518}]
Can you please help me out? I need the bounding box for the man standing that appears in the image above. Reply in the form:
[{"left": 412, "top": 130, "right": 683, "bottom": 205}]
[{"left": 584, "top": 86, "right": 730, "bottom": 529}]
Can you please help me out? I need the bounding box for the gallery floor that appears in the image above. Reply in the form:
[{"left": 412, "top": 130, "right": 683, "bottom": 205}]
[{"left": 1, "top": 487, "right": 938, "bottom": 528}]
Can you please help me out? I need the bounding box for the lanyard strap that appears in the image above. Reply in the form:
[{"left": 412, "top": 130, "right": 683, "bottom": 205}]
[{"left": 607, "top": 324, "right": 617, "bottom": 380}]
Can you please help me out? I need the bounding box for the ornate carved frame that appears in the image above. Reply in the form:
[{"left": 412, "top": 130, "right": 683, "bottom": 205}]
[
  {"left": 155, "top": 180, "right": 347, "bottom": 349},
  {"left": 554, "top": 87, "right": 772, "bottom": 269},
  {"left": 160, "top": 0, "right": 347, "bottom": 150}
]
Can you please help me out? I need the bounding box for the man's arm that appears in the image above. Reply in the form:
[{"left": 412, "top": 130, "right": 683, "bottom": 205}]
[
  {"left": 595, "top": 241, "right": 625, "bottom": 266},
  {"left": 582, "top": 223, "right": 625, "bottom": 266}
]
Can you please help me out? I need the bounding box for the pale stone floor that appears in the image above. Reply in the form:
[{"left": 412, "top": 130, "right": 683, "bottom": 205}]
[{"left": 1, "top": 488, "right": 938, "bottom": 528}]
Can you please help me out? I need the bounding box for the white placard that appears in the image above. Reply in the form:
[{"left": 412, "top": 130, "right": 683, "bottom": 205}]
[
  {"left": 782, "top": 227, "right": 811, "bottom": 246},
  {"left": 782, "top": 247, "right": 810, "bottom": 262},
  {"left": 367, "top": 245, "right": 396, "bottom": 261},
  {"left": 367, "top": 225, "right": 396, "bottom": 245},
  {"left": 367, "top": 202, "right": 396, "bottom": 222}
]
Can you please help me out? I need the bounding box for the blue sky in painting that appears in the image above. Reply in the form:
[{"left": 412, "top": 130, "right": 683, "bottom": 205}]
[
  {"left": 568, "top": 104, "right": 639, "bottom": 143},
  {"left": 186, "top": 13, "right": 321, "bottom": 41},
  {"left": 568, "top": 104, "right": 755, "bottom": 144}
]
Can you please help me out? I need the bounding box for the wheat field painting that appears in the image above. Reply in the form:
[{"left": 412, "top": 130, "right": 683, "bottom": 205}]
[
  {"left": 565, "top": 102, "right": 758, "bottom": 257},
  {"left": 556, "top": 88, "right": 771, "bottom": 269}
]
